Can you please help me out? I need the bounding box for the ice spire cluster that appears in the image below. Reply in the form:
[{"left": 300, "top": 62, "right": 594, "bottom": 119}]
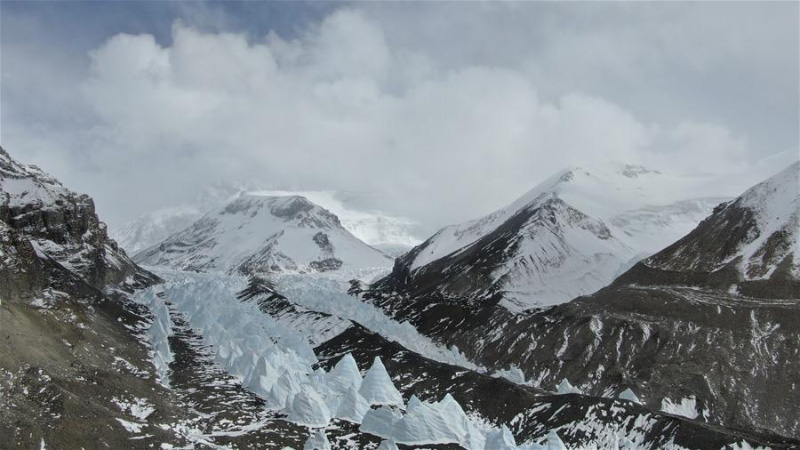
[{"left": 136, "top": 272, "right": 574, "bottom": 449}]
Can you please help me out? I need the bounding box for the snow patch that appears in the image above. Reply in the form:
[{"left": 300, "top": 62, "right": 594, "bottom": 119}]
[{"left": 661, "top": 396, "right": 698, "bottom": 419}]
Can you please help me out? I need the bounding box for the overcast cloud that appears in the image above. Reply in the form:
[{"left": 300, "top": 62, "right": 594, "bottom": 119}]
[{"left": 1, "top": 2, "right": 797, "bottom": 233}]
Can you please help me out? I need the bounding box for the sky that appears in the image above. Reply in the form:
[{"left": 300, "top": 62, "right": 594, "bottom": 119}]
[{"left": 1, "top": 1, "right": 798, "bottom": 235}]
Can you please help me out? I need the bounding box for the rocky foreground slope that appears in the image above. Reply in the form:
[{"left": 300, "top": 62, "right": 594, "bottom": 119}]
[
  {"left": 363, "top": 162, "right": 800, "bottom": 441},
  {"left": 0, "top": 146, "right": 174, "bottom": 447}
]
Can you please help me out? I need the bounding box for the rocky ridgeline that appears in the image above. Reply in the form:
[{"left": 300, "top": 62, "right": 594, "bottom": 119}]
[{"left": 0, "top": 146, "right": 156, "bottom": 299}]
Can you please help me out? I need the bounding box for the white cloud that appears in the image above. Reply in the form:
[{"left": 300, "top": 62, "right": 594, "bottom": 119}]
[{"left": 1, "top": 5, "right": 795, "bottom": 233}]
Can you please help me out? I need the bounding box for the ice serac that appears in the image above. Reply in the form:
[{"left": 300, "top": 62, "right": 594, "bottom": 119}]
[
  {"left": 556, "top": 379, "right": 581, "bottom": 395},
  {"left": 360, "top": 406, "right": 402, "bottom": 437},
  {"left": 134, "top": 194, "right": 392, "bottom": 275},
  {"left": 359, "top": 393, "right": 483, "bottom": 448},
  {"left": 546, "top": 430, "right": 568, "bottom": 450},
  {"left": 618, "top": 388, "right": 641, "bottom": 404},
  {"left": 376, "top": 439, "right": 400, "bottom": 450},
  {"left": 325, "top": 353, "right": 363, "bottom": 394},
  {"left": 335, "top": 385, "right": 370, "bottom": 423},
  {"left": 266, "top": 369, "right": 304, "bottom": 410},
  {"left": 287, "top": 385, "right": 332, "bottom": 428},
  {"left": 484, "top": 425, "right": 516, "bottom": 450},
  {"left": 617, "top": 161, "right": 800, "bottom": 298},
  {"left": 303, "top": 429, "right": 332, "bottom": 450},
  {"left": 376, "top": 164, "right": 728, "bottom": 312},
  {"left": 359, "top": 357, "right": 404, "bottom": 406}
]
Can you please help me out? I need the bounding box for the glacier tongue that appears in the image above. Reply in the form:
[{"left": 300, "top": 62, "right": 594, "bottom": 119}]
[{"left": 133, "top": 268, "right": 641, "bottom": 449}]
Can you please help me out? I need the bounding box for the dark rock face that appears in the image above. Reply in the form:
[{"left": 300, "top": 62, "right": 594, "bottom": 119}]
[
  {"left": 315, "top": 324, "right": 797, "bottom": 449},
  {"left": 309, "top": 257, "right": 344, "bottom": 272},
  {"left": 616, "top": 200, "right": 799, "bottom": 298},
  {"left": 0, "top": 221, "right": 48, "bottom": 300},
  {"left": 0, "top": 146, "right": 157, "bottom": 293},
  {"left": 363, "top": 279, "right": 800, "bottom": 441},
  {"left": 618, "top": 162, "right": 799, "bottom": 299},
  {"left": 0, "top": 147, "right": 170, "bottom": 447},
  {"left": 313, "top": 231, "right": 334, "bottom": 253},
  {"left": 269, "top": 196, "right": 341, "bottom": 229}
]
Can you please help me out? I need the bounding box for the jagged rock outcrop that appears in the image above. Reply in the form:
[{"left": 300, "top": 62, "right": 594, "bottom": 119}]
[
  {"left": 0, "top": 146, "right": 157, "bottom": 297},
  {"left": 0, "top": 147, "right": 174, "bottom": 448}
]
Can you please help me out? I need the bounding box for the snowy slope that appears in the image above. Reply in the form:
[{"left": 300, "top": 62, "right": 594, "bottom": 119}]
[
  {"left": 113, "top": 182, "right": 257, "bottom": 254},
  {"left": 134, "top": 194, "right": 392, "bottom": 275},
  {"left": 733, "top": 162, "right": 800, "bottom": 280},
  {"left": 393, "top": 165, "right": 729, "bottom": 310},
  {"left": 410, "top": 165, "right": 726, "bottom": 270},
  {"left": 250, "top": 190, "right": 422, "bottom": 252}
]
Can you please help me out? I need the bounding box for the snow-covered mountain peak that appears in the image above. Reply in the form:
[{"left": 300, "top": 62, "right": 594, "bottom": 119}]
[
  {"left": 409, "top": 164, "right": 724, "bottom": 272},
  {"left": 115, "top": 188, "right": 422, "bottom": 256},
  {"left": 220, "top": 194, "right": 342, "bottom": 230},
  {"left": 506, "top": 163, "right": 706, "bottom": 222},
  {"left": 134, "top": 193, "right": 392, "bottom": 275},
  {"left": 726, "top": 161, "right": 799, "bottom": 280},
  {"left": 737, "top": 161, "right": 799, "bottom": 230},
  {"left": 382, "top": 163, "right": 737, "bottom": 311}
]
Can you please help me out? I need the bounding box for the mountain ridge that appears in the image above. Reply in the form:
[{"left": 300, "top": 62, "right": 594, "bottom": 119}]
[
  {"left": 134, "top": 193, "right": 393, "bottom": 275},
  {"left": 386, "top": 164, "right": 731, "bottom": 310}
]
